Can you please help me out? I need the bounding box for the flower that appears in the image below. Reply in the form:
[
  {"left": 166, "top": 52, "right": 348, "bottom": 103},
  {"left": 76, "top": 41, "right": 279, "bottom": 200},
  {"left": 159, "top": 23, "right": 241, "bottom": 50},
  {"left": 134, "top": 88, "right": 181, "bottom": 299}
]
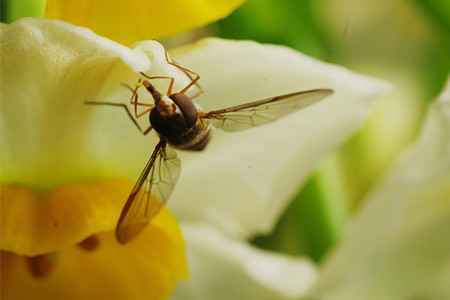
[
  {"left": 0, "top": 19, "right": 187, "bottom": 300},
  {"left": 311, "top": 79, "right": 450, "bottom": 300},
  {"left": 166, "top": 34, "right": 389, "bottom": 300},
  {"left": 45, "top": 0, "right": 246, "bottom": 44},
  {"left": 0, "top": 19, "right": 389, "bottom": 299}
]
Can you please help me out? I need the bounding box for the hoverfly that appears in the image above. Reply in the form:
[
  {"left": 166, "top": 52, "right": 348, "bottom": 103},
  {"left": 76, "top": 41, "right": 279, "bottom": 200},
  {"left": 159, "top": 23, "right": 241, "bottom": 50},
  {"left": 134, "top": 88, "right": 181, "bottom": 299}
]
[{"left": 86, "top": 50, "right": 333, "bottom": 244}]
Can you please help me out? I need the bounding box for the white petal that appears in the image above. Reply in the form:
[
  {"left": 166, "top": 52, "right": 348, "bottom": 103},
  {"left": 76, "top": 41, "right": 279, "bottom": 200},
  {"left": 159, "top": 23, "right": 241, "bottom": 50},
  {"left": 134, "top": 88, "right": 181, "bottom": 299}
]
[
  {"left": 0, "top": 19, "right": 189, "bottom": 188},
  {"left": 313, "top": 79, "right": 450, "bottom": 300},
  {"left": 1, "top": 20, "right": 389, "bottom": 242},
  {"left": 171, "top": 223, "right": 317, "bottom": 300},
  {"left": 168, "top": 38, "right": 390, "bottom": 238}
]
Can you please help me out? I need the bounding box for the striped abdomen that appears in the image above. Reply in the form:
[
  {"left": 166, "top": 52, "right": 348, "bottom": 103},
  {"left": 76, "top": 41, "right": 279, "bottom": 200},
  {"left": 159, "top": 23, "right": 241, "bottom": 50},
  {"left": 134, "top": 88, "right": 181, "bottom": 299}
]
[{"left": 169, "top": 118, "right": 211, "bottom": 151}]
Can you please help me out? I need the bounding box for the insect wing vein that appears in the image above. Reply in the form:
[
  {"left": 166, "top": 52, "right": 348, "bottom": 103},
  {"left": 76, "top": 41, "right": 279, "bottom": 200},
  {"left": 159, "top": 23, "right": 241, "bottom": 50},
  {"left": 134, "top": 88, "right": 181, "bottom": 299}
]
[
  {"left": 204, "top": 89, "right": 333, "bottom": 132},
  {"left": 115, "top": 141, "right": 181, "bottom": 243}
]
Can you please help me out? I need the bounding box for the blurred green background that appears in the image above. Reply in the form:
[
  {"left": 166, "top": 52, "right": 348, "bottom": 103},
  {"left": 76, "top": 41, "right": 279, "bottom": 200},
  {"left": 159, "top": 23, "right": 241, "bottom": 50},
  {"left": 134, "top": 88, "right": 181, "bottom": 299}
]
[{"left": 211, "top": 0, "right": 449, "bottom": 263}]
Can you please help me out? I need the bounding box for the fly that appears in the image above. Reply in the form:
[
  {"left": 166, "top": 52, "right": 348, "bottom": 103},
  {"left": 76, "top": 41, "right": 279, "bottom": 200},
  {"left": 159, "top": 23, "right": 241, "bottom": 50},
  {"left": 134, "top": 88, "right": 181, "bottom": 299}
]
[{"left": 85, "top": 50, "right": 334, "bottom": 244}]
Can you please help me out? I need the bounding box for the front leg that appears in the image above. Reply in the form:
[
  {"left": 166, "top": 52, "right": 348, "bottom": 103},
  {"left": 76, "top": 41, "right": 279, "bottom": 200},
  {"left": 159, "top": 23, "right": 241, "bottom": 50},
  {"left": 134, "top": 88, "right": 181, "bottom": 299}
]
[
  {"left": 84, "top": 101, "right": 152, "bottom": 135},
  {"left": 163, "top": 49, "right": 203, "bottom": 96},
  {"left": 122, "top": 81, "right": 154, "bottom": 118},
  {"left": 139, "top": 73, "right": 175, "bottom": 96}
]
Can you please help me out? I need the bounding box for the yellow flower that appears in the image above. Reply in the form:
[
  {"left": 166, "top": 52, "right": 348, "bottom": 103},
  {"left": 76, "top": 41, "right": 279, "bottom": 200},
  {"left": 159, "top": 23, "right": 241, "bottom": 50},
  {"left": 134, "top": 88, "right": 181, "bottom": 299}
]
[
  {"left": 1, "top": 189, "right": 187, "bottom": 299},
  {"left": 45, "top": 0, "right": 245, "bottom": 44},
  {"left": 0, "top": 19, "right": 187, "bottom": 300}
]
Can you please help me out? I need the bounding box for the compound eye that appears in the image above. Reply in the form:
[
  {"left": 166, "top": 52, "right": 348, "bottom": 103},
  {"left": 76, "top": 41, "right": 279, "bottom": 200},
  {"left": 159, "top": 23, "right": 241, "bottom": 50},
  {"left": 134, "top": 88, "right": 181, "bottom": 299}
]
[{"left": 170, "top": 93, "right": 198, "bottom": 127}]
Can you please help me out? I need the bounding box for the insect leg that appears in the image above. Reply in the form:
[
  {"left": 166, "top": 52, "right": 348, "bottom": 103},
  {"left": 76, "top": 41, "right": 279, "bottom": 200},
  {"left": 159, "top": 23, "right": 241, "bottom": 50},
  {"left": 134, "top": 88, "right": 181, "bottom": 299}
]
[
  {"left": 143, "top": 125, "right": 153, "bottom": 135},
  {"left": 121, "top": 82, "right": 153, "bottom": 107},
  {"left": 178, "top": 69, "right": 200, "bottom": 94},
  {"left": 139, "top": 74, "right": 175, "bottom": 96},
  {"left": 163, "top": 49, "right": 203, "bottom": 95},
  {"left": 130, "top": 85, "right": 154, "bottom": 118},
  {"left": 84, "top": 101, "right": 151, "bottom": 135},
  {"left": 190, "top": 88, "right": 204, "bottom": 99},
  {"left": 135, "top": 105, "right": 153, "bottom": 119},
  {"left": 121, "top": 82, "right": 154, "bottom": 118}
]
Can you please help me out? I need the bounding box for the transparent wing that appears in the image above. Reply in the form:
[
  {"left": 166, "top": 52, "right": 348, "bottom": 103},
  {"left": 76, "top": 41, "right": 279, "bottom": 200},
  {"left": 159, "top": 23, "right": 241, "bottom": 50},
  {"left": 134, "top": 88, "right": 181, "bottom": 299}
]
[
  {"left": 202, "top": 89, "right": 333, "bottom": 132},
  {"left": 115, "top": 140, "right": 181, "bottom": 244}
]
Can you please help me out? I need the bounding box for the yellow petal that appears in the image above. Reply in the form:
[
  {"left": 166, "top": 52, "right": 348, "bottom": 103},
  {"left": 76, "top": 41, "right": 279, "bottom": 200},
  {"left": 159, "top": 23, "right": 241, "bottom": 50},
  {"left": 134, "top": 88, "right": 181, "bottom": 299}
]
[
  {"left": 0, "top": 181, "right": 187, "bottom": 272},
  {"left": 1, "top": 221, "right": 187, "bottom": 300},
  {"left": 45, "top": 0, "right": 245, "bottom": 44}
]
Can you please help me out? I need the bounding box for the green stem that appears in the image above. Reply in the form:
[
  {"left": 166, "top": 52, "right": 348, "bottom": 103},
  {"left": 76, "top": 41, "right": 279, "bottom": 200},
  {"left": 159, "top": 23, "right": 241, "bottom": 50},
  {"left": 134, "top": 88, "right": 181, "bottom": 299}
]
[{"left": 1, "top": 0, "right": 47, "bottom": 23}]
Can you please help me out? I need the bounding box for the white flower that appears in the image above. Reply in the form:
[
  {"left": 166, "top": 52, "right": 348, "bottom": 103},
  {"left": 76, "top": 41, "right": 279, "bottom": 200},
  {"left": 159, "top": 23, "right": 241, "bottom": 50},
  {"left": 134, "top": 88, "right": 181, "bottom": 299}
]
[
  {"left": 312, "top": 79, "right": 450, "bottom": 300},
  {"left": 0, "top": 18, "right": 389, "bottom": 299},
  {"left": 167, "top": 36, "right": 389, "bottom": 300}
]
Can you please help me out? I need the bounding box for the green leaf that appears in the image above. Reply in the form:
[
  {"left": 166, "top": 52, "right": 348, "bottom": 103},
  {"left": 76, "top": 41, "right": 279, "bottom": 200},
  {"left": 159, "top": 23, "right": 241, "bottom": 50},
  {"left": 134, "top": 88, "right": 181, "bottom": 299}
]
[{"left": 1, "top": 0, "right": 47, "bottom": 23}]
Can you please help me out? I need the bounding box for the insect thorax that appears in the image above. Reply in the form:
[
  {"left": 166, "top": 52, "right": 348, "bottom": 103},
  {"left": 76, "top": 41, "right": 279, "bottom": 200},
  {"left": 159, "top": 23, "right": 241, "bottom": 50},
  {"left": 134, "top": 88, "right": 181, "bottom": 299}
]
[{"left": 150, "top": 93, "right": 211, "bottom": 151}]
